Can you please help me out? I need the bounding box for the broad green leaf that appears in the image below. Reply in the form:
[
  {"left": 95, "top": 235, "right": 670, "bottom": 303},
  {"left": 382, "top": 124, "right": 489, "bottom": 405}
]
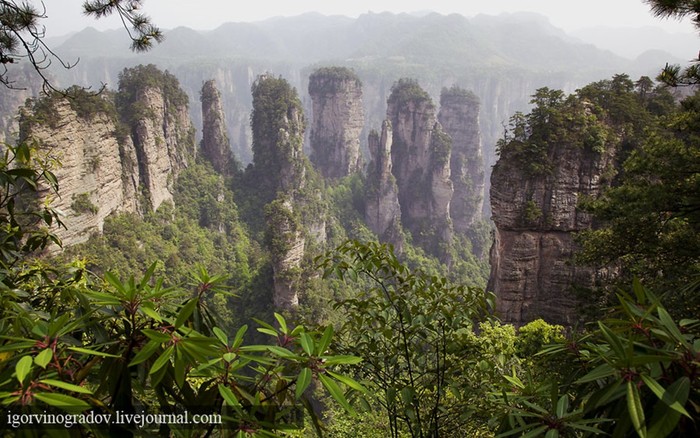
[
  {"left": 640, "top": 375, "right": 691, "bottom": 418},
  {"left": 299, "top": 332, "right": 314, "bottom": 356},
  {"left": 15, "top": 355, "right": 32, "bottom": 384},
  {"left": 67, "top": 347, "right": 120, "bottom": 358},
  {"left": 627, "top": 381, "right": 647, "bottom": 438},
  {"left": 232, "top": 325, "right": 247, "bottom": 349},
  {"left": 657, "top": 307, "right": 689, "bottom": 348},
  {"left": 545, "top": 429, "right": 559, "bottom": 438},
  {"left": 319, "top": 373, "right": 354, "bottom": 415},
  {"left": 140, "top": 305, "right": 163, "bottom": 322},
  {"left": 321, "top": 355, "right": 362, "bottom": 365},
  {"left": 175, "top": 298, "right": 199, "bottom": 329},
  {"left": 266, "top": 345, "right": 299, "bottom": 359},
  {"left": 39, "top": 379, "right": 92, "bottom": 394},
  {"left": 598, "top": 322, "right": 626, "bottom": 359},
  {"left": 218, "top": 384, "right": 241, "bottom": 407},
  {"left": 274, "top": 313, "right": 288, "bottom": 334},
  {"left": 295, "top": 368, "right": 312, "bottom": 399},
  {"left": 257, "top": 328, "right": 279, "bottom": 337},
  {"left": 149, "top": 345, "right": 174, "bottom": 375},
  {"left": 212, "top": 327, "right": 228, "bottom": 345},
  {"left": 34, "top": 349, "right": 53, "bottom": 369},
  {"left": 326, "top": 370, "right": 368, "bottom": 393},
  {"left": 555, "top": 395, "right": 569, "bottom": 418},
  {"left": 575, "top": 363, "right": 616, "bottom": 384},
  {"left": 33, "top": 392, "right": 90, "bottom": 413},
  {"left": 130, "top": 340, "right": 162, "bottom": 366}
]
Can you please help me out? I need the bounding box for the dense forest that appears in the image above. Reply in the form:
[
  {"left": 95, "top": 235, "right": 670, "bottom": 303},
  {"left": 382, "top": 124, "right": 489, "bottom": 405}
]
[{"left": 0, "top": 1, "right": 698, "bottom": 437}]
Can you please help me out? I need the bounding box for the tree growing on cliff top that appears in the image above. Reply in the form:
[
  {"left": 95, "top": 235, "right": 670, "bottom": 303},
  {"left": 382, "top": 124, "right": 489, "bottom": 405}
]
[{"left": 0, "top": 0, "right": 161, "bottom": 90}]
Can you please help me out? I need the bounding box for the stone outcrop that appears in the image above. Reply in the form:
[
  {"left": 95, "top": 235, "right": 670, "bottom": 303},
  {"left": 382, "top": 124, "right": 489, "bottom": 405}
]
[
  {"left": 386, "top": 79, "right": 453, "bottom": 259},
  {"left": 438, "top": 86, "right": 485, "bottom": 232},
  {"left": 488, "top": 131, "right": 616, "bottom": 326},
  {"left": 365, "top": 120, "right": 402, "bottom": 250},
  {"left": 200, "top": 79, "right": 234, "bottom": 174},
  {"left": 18, "top": 65, "right": 195, "bottom": 248},
  {"left": 308, "top": 67, "right": 364, "bottom": 179},
  {"left": 19, "top": 99, "right": 139, "bottom": 248},
  {"left": 251, "top": 75, "right": 316, "bottom": 310},
  {"left": 125, "top": 82, "right": 193, "bottom": 211}
]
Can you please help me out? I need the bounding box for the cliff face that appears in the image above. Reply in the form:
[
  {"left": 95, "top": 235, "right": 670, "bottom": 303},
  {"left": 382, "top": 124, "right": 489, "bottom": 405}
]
[
  {"left": 488, "top": 134, "right": 616, "bottom": 326},
  {"left": 365, "top": 120, "right": 402, "bottom": 249},
  {"left": 308, "top": 67, "right": 364, "bottom": 179},
  {"left": 18, "top": 66, "right": 195, "bottom": 249},
  {"left": 387, "top": 79, "right": 453, "bottom": 259},
  {"left": 200, "top": 79, "right": 234, "bottom": 174},
  {"left": 438, "top": 87, "right": 484, "bottom": 232},
  {"left": 127, "top": 87, "right": 193, "bottom": 211},
  {"left": 20, "top": 99, "right": 139, "bottom": 248}
]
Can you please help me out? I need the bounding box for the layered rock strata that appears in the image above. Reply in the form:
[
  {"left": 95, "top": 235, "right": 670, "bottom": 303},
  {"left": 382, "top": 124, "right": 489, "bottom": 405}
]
[
  {"left": 308, "top": 67, "right": 364, "bottom": 179},
  {"left": 488, "top": 137, "right": 616, "bottom": 326}
]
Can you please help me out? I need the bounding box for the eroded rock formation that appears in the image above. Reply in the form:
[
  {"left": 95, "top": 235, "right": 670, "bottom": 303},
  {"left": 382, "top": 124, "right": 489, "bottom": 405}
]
[
  {"left": 308, "top": 67, "right": 364, "bottom": 179},
  {"left": 438, "top": 86, "right": 485, "bottom": 232},
  {"left": 200, "top": 79, "right": 234, "bottom": 174},
  {"left": 19, "top": 99, "right": 139, "bottom": 248},
  {"left": 365, "top": 120, "right": 402, "bottom": 250},
  {"left": 18, "top": 65, "right": 195, "bottom": 248},
  {"left": 488, "top": 132, "right": 616, "bottom": 326},
  {"left": 386, "top": 79, "right": 453, "bottom": 259},
  {"left": 251, "top": 75, "right": 314, "bottom": 310}
]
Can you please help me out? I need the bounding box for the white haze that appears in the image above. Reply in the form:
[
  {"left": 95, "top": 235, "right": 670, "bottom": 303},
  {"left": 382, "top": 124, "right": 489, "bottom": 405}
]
[{"left": 40, "top": 0, "right": 698, "bottom": 59}]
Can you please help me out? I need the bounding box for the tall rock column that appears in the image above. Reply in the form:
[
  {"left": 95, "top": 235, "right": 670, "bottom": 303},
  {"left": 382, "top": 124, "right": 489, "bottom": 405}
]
[
  {"left": 308, "top": 67, "right": 364, "bottom": 179},
  {"left": 438, "top": 86, "right": 485, "bottom": 232},
  {"left": 117, "top": 65, "right": 194, "bottom": 212},
  {"left": 251, "top": 75, "right": 309, "bottom": 310},
  {"left": 365, "top": 120, "right": 403, "bottom": 250},
  {"left": 386, "top": 78, "right": 453, "bottom": 260},
  {"left": 200, "top": 79, "right": 234, "bottom": 174}
]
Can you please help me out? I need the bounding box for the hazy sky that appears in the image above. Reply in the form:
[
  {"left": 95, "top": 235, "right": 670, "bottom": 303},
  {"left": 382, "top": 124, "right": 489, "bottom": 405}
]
[{"left": 42, "top": 0, "right": 697, "bottom": 37}]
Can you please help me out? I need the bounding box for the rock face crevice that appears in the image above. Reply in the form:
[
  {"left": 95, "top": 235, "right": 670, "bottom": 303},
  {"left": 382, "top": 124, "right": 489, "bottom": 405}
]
[
  {"left": 488, "top": 134, "right": 616, "bottom": 326},
  {"left": 200, "top": 79, "right": 234, "bottom": 174},
  {"left": 308, "top": 67, "right": 364, "bottom": 180}
]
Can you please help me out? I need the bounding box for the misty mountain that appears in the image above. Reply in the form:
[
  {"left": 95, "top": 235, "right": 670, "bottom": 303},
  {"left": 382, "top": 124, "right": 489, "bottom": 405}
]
[{"left": 571, "top": 25, "right": 697, "bottom": 60}]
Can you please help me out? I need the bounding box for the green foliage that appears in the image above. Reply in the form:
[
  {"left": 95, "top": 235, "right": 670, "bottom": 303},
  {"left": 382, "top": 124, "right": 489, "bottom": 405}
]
[
  {"left": 0, "top": 145, "right": 363, "bottom": 436},
  {"left": 577, "top": 90, "right": 700, "bottom": 317},
  {"left": 70, "top": 192, "right": 98, "bottom": 215},
  {"left": 115, "top": 64, "right": 189, "bottom": 125},
  {"left": 318, "top": 240, "right": 496, "bottom": 437},
  {"left": 0, "top": 142, "right": 62, "bottom": 273},
  {"left": 309, "top": 66, "right": 362, "bottom": 92},
  {"left": 493, "top": 280, "right": 700, "bottom": 437},
  {"left": 387, "top": 78, "right": 434, "bottom": 110}
]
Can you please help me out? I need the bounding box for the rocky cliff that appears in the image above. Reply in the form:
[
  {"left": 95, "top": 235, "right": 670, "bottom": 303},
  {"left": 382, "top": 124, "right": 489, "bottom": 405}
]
[
  {"left": 19, "top": 95, "right": 139, "bottom": 248},
  {"left": 386, "top": 79, "right": 453, "bottom": 259},
  {"left": 438, "top": 86, "right": 484, "bottom": 232},
  {"left": 19, "top": 66, "right": 195, "bottom": 248},
  {"left": 117, "top": 65, "right": 194, "bottom": 211},
  {"left": 308, "top": 67, "right": 364, "bottom": 179},
  {"left": 200, "top": 79, "right": 234, "bottom": 174},
  {"left": 488, "top": 98, "right": 617, "bottom": 326},
  {"left": 365, "top": 120, "right": 402, "bottom": 250}
]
